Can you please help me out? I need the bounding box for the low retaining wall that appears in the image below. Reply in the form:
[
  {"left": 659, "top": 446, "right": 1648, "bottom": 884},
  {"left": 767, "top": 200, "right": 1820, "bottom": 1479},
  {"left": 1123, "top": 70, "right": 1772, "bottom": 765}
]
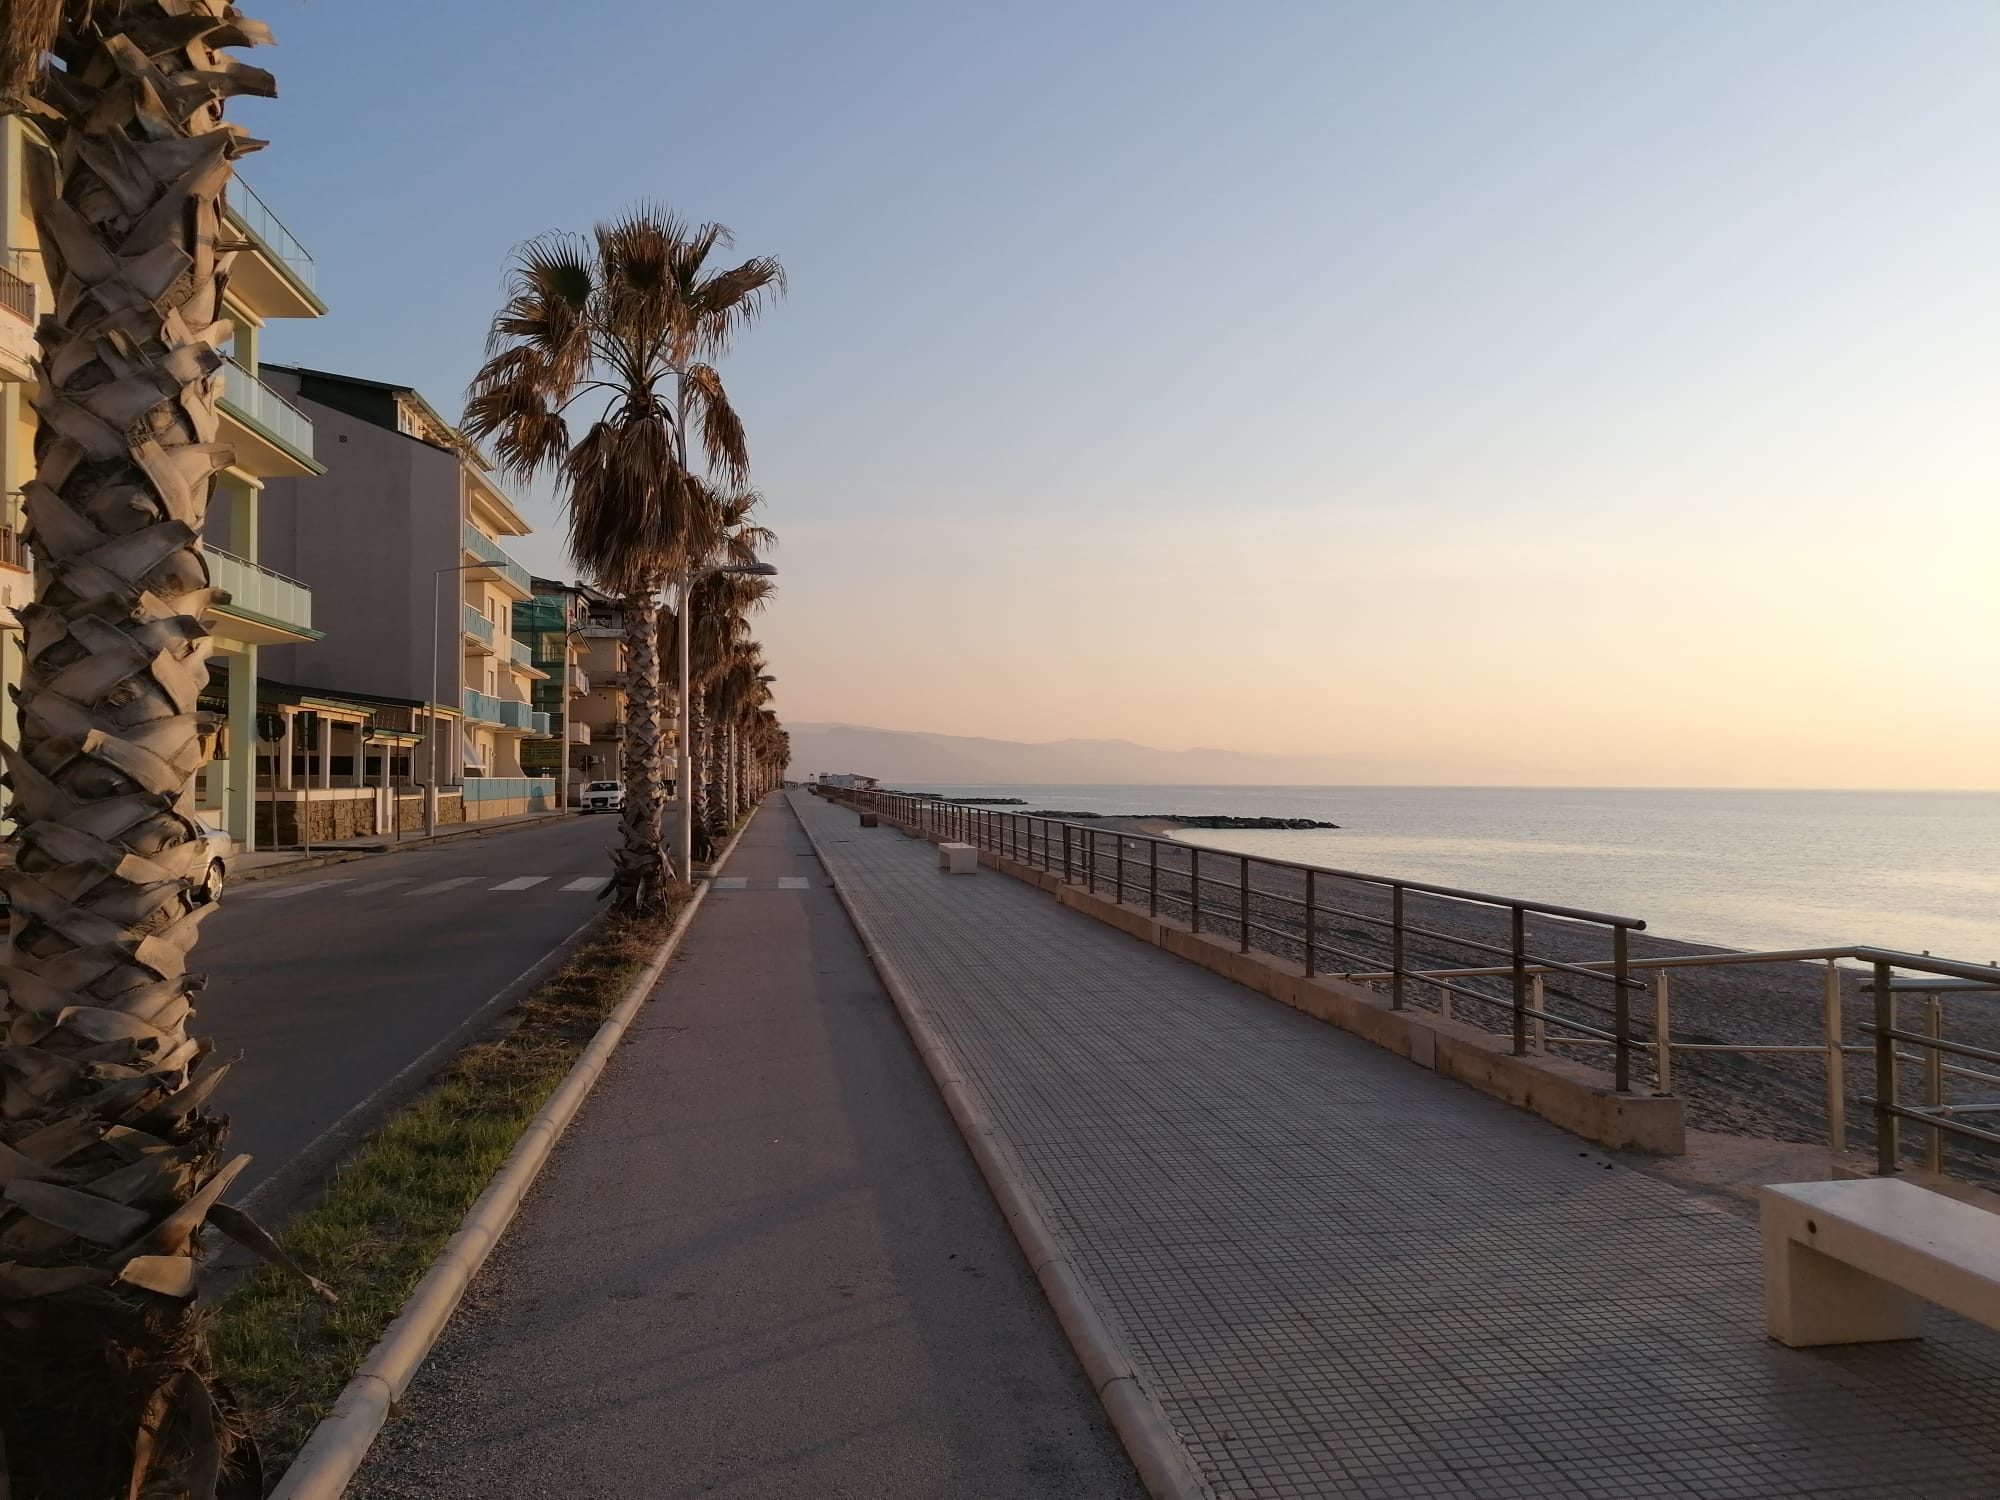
[
  {"left": 836, "top": 797, "right": 1683, "bottom": 1156},
  {"left": 993, "top": 845, "right": 1683, "bottom": 1154}
]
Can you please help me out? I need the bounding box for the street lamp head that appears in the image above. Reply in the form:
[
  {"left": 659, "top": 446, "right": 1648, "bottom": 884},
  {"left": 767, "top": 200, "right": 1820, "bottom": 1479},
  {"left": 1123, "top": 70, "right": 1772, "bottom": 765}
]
[
  {"left": 720, "top": 562, "right": 777, "bottom": 577},
  {"left": 757, "top": 675, "right": 777, "bottom": 683}
]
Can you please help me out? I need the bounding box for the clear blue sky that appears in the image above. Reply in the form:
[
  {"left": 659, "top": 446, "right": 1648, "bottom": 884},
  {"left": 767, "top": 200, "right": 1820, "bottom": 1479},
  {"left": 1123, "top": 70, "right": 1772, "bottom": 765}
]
[{"left": 245, "top": 0, "right": 2000, "bottom": 786}]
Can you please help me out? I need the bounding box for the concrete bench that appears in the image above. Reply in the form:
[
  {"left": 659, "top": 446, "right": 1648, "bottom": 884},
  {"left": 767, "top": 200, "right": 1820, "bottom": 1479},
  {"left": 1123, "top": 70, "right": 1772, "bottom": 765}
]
[
  {"left": 858, "top": 812, "right": 878, "bottom": 828},
  {"left": 937, "top": 841, "right": 978, "bottom": 875},
  {"left": 1761, "top": 1178, "right": 2000, "bottom": 1347}
]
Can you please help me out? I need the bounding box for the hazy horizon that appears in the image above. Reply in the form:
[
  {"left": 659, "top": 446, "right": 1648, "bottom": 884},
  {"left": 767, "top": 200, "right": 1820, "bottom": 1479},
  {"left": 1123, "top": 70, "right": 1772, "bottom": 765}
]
[{"left": 246, "top": 3, "right": 1996, "bottom": 790}]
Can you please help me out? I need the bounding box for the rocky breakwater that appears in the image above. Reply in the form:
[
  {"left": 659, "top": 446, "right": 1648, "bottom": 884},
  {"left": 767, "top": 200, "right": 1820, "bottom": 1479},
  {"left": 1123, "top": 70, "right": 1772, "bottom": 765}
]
[{"left": 1022, "top": 811, "right": 1339, "bottom": 830}]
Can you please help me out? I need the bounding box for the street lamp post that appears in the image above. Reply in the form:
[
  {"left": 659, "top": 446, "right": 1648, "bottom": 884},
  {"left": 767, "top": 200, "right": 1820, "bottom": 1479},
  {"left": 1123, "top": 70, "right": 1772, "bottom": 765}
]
[
  {"left": 428, "top": 562, "right": 488, "bottom": 838},
  {"left": 672, "top": 560, "right": 776, "bottom": 881}
]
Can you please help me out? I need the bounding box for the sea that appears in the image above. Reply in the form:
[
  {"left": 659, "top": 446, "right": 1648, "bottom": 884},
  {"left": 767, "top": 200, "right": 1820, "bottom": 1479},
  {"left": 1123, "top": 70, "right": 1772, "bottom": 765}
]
[{"left": 900, "top": 785, "right": 2000, "bottom": 961}]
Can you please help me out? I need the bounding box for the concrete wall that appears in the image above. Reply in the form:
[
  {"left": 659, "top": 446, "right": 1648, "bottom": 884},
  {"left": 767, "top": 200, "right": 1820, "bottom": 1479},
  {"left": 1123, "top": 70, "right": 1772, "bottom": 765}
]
[{"left": 260, "top": 372, "right": 463, "bottom": 707}]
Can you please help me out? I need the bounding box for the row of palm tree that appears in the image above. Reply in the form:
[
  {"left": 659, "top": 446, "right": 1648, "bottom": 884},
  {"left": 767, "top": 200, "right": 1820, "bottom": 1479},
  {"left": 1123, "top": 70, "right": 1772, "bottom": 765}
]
[
  {"left": 0, "top": 4, "right": 792, "bottom": 1494},
  {"left": 464, "top": 209, "right": 786, "bottom": 917}
]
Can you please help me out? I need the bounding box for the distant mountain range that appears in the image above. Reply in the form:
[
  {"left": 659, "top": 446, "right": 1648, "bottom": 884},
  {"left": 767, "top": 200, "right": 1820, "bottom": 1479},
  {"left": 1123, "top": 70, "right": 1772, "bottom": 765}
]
[{"left": 786, "top": 722, "right": 1445, "bottom": 786}]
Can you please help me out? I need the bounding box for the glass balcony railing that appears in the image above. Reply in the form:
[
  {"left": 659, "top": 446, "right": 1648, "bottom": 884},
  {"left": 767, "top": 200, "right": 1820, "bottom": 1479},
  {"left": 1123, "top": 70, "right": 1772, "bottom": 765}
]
[
  {"left": 509, "top": 639, "right": 534, "bottom": 669},
  {"left": 462, "top": 523, "right": 532, "bottom": 594},
  {"left": 463, "top": 689, "right": 550, "bottom": 735},
  {"left": 222, "top": 178, "right": 317, "bottom": 292},
  {"left": 208, "top": 546, "right": 312, "bottom": 630},
  {"left": 463, "top": 604, "right": 494, "bottom": 645},
  {"left": 220, "top": 359, "right": 315, "bottom": 464},
  {"left": 463, "top": 688, "right": 503, "bottom": 724}
]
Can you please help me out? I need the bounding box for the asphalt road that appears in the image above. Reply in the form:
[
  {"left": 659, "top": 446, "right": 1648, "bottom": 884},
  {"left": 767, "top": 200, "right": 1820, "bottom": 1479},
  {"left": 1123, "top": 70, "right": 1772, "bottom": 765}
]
[
  {"left": 194, "top": 813, "right": 620, "bottom": 1210},
  {"left": 353, "top": 800, "right": 1142, "bottom": 1500}
]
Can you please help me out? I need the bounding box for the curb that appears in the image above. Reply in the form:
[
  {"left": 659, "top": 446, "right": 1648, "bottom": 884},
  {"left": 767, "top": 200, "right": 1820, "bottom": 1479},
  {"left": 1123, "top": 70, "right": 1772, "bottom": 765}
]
[
  {"left": 788, "top": 793, "right": 1213, "bottom": 1500},
  {"left": 236, "top": 811, "right": 576, "bottom": 886},
  {"left": 268, "top": 809, "right": 760, "bottom": 1500}
]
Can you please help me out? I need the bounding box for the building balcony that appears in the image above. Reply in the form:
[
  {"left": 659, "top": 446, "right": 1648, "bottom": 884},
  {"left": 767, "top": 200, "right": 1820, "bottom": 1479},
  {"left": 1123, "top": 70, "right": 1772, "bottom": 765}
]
[
  {"left": 568, "top": 667, "right": 589, "bottom": 696},
  {"left": 220, "top": 358, "right": 322, "bottom": 478},
  {"left": 568, "top": 721, "right": 591, "bottom": 745},
  {"left": 462, "top": 603, "right": 495, "bottom": 653},
  {"left": 462, "top": 523, "right": 532, "bottom": 600},
  {"left": 463, "top": 688, "right": 549, "bottom": 735},
  {"left": 595, "top": 720, "right": 627, "bottom": 741},
  {"left": 221, "top": 177, "right": 326, "bottom": 321},
  {"left": 0, "top": 253, "right": 35, "bottom": 382},
  {"left": 208, "top": 545, "right": 321, "bottom": 645},
  {"left": 507, "top": 638, "right": 547, "bottom": 679}
]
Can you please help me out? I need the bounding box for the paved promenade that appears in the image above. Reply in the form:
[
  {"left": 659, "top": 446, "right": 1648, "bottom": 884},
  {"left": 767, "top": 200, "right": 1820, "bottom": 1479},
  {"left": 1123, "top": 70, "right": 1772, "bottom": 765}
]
[
  {"left": 354, "top": 803, "right": 1140, "bottom": 1500},
  {"left": 792, "top": 790, "right": 2000, "bottom": 1499}
]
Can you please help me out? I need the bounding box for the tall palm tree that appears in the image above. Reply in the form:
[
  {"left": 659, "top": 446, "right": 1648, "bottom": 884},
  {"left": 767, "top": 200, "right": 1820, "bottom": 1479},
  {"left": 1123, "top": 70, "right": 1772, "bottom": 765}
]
[
  {"left": 665, "top": 571, "right": 773, "bottom": 860},
  {"left": 465, "top": 210, "right": 782, "bottom": 915},
  {"left": 0, "top": 5, "right": 315, "bottom": 1495}
]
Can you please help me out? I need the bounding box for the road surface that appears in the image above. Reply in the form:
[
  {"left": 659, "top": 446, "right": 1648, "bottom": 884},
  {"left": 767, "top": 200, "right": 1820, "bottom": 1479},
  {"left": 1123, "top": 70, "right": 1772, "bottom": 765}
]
[{"left": 194, "top": 813, "right": 620, "bottom": 1210}]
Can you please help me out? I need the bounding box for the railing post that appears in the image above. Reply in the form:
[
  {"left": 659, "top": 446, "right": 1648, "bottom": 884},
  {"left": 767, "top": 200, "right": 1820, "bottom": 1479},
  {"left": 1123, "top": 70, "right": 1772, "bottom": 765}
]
[
  {"left": 1613, "top": 923, "right": 1631, "bottom": 1092},
  {"left": 1874, "top": 960, "right": 1897, "bottom": 1175},
  {"left": 1063, "top": 824, "right": 1073, "bottom": 884},
  {"left": 1529, "top": 974, "right": 1546, "bottom": 1053},
  {"left": 1239, "top": 856, "right": 1251, "bottom": 953},
  {"left": 1925, "top": 993, "right": 1945, "bottom": 1174},
  {"left": 1304, "top": 869, "right": 1317, "bottom": 977},
  {"left": 1086, "top": 828, "right": 1097, "bottom": 895},
  {"left": 1823, "top": 959, "right": 1845, "bottom": 1155},
  {"left": 1116, "top": 835, "right": 1125, "bottom": 906},
  {"left": 1510, "top": 906, "right": 1528, "bottom": 1056},
  {"left": 1190, "top": 848, "right": 1200, "bottom": 934},
  {"left": 1437, "top": 983, "right": 1452, "bottom": 1023},
  {"left": 1149, "top": 839, "right": 1159, "bottom": 918},
  {"left": 1390, "top": 885, "right": 1406, "bottom": 1011},
  {"left": 1653, "top": 970, "right": 1673, "bottom": 1096}
]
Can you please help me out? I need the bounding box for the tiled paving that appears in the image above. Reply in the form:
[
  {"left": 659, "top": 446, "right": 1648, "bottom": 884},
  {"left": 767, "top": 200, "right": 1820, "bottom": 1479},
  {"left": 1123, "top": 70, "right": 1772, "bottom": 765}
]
[{"left": 791, "top": 791, "right": 2000, "bottom": 1500}]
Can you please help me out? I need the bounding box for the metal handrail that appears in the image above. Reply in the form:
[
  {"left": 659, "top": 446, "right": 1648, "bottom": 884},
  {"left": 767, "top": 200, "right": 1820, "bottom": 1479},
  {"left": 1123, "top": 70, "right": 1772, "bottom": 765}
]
[
  {"left": 0, "top": 256, "right": 33, "bottom": 322},
  {"left": 851, "top": 790, "right": 1649, "bottom": 1089},
  {"left": 840, "top": 788, "right": 2000, "bottom": 1181}
]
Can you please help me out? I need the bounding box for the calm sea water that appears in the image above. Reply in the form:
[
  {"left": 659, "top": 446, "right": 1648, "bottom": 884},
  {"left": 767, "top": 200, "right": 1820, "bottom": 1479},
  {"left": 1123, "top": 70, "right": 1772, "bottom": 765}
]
[{"left": 903, "top": 785, "right": 2000, "bottom": 960}]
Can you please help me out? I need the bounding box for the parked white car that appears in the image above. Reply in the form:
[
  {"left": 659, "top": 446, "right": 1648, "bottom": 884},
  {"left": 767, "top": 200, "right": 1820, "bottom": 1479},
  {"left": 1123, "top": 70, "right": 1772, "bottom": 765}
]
[{"left": 582, "top": 781, "right": 626, "bottom": 813}]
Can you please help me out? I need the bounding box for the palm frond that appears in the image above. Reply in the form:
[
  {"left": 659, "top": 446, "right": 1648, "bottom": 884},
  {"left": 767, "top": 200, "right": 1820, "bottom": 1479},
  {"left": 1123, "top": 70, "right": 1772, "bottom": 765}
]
[
  {"left": 683, "top": 363, "right": 749, "bottom": 484},
  {"left": 0, "top": 0, "right": 64, "bottom": 98}
]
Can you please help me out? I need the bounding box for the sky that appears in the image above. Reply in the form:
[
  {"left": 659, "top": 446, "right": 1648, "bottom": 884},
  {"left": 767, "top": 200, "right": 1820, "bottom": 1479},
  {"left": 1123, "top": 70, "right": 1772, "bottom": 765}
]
[{"left": 244, "top": 1, "right": 1998, "bottom": 788}]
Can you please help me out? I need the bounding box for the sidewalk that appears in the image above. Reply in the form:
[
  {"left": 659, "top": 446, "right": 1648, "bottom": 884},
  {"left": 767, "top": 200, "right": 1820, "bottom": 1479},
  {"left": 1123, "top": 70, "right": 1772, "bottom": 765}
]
[
  {"left": 353, "top": 800, "right": 1141, "bottom": 1500},
  {"left": 791, "top": 790, "right": 2000, "bottom": 1500}
]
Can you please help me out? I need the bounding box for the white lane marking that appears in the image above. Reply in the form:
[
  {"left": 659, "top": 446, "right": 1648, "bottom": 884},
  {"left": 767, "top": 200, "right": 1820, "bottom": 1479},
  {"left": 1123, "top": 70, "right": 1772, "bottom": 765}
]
[
  {"left": 711, "top": 877, "right": 748, "bottom": 891},
  {"left": 491, "top": 877, "right": 550, "bottom": 891},
  {"left": 408, "top": 877, "right": 479, "bottom": 897},
  {"left": 777, "top": 877, "right": 808, "bottom": 890},
  {"left": 562, "top": 876, "right": 609, "bottom": 893},
  {"left": 346, "top": 878, "right": 417, "bottom": 895},
  {"left": 245, "top": 878, "right": 353, "bottom": 900}
]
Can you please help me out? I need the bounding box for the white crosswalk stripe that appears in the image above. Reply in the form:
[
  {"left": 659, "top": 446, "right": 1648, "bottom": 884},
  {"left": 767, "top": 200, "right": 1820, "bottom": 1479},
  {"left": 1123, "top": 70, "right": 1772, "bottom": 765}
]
[
  {"left": 245, "top": 878, "right": 352, "bottom": 900},
  {"left": 408, "top": 877, "right": 479, "bottom": 897},
  {"left": 491, "top": 877, "right": 549, "bottom": 891},
  {"left": 777, "top": 877, "right": 809, "bottom": 890},
  {"left": 711, "top": 877, "right": 748, "bottom": 891},
  {"left": 346, "top": 878, "right": 416, "bottom": 895},
  {"left": 562, "top": 876, "right": 609, "bottom": 893}
]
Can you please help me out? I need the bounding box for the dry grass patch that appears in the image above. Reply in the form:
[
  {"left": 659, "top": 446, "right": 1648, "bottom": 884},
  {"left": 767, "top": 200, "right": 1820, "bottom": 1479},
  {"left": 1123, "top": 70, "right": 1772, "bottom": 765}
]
[{"left": 208, "top": 907, "right": 682, "bottom": 1470}]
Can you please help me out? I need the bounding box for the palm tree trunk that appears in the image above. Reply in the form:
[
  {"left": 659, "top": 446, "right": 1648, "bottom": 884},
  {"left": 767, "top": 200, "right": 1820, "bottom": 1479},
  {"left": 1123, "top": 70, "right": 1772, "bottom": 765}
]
[
  {"left": 702, "top": 705, "right": 728, "bottom": 840},
  {"left": 0, "top": 7, "right": 282, "bottom": 1495},
  {"left": 610, "top": 591, "right": 667, "bottom": 917},
  {"left": 688, "top": 696, "right": 714, "bottom": 863}
]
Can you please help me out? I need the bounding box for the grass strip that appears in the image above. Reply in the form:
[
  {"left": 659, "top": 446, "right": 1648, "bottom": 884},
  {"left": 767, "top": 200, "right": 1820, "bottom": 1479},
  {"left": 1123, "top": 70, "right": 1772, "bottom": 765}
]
[{"left": 208, "top": 906, "right": 682, "bottom": 1469}]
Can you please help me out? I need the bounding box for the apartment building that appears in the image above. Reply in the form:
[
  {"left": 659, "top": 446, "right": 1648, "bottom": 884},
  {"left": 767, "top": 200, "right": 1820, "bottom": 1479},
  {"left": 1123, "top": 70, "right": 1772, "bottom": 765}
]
[
  {"left": 0, "top": 117, "right": 328, "bottom": 849},
  {"left": 516, "top": 580, "right": 590, "bottom": 804},
  {"left": 569, "top": 590, "right": 642, "bottom": 791},
  {"left": 257, "top": 367, "right": 556, "bottom": 822}
]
